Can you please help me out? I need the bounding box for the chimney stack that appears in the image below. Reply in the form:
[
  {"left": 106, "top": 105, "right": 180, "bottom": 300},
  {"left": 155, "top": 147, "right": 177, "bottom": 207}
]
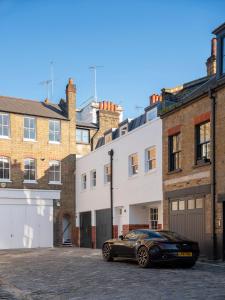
[
  {"left": 66, "top": 78, "right": 76, "bottom": 120},
  {"left": 206, "top": 38, "right": 217, "bottom": 76},
  {"left": 149, "top": 94, "right": 162, "bottom": 106}
]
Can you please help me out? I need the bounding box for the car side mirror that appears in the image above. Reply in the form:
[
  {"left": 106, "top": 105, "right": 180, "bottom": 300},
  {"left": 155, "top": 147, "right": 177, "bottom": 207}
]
[{"left": 119, "top": 235, "right": 124, "bottom": 240}]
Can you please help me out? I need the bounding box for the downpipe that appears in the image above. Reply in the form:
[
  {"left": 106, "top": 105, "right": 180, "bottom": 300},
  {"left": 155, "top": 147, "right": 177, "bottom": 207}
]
[
  {"left": 108, "top": 149, "right": 114, "bottom": 239},
  {"left": 209, "top": 88, "right": 217, "bottom": 260}
]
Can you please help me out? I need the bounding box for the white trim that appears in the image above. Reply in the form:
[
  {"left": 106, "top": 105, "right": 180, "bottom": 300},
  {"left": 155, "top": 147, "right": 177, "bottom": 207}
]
[
  {"left": 0, "top": 188, "right": 61, "bottom": 200},
  {"left": 49, "top": 181, "right": 62, "bottom": 185},
  {"left": 23, "top": 138, "right": 37, "bottom": 142},
  {"left": 48, "top": 141, "right": 60, "bottom": 145},
  {"left": 23, "top": 180, "right": 38, "bottom": 184},
  {"left": 0, "top": 136, "right": 10, "bottom": 139},
  {"left": 0, "top": 179, "right": 12, "bottom": 183}
]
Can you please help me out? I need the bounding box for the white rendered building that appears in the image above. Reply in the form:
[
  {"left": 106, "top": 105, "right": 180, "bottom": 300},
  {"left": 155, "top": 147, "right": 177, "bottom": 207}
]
[{"left": 76, "top": 99, "right": 163, "bottom": 248}]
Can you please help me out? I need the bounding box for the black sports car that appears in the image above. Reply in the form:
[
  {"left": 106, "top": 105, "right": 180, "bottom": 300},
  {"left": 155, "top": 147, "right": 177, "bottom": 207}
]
[{"left": 102, "top": 229, "right": 199, "bottom": 268}]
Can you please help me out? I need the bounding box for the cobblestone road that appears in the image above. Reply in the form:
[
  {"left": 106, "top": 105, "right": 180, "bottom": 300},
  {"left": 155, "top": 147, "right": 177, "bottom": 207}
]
[{"left": 0, "top": 247, "right": 225, "bottom": 300}]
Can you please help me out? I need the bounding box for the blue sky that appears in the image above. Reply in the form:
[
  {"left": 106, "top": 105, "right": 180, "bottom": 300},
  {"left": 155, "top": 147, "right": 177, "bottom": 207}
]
[{"left": 0, "top": 0, "right": 224, "bottom": 119}]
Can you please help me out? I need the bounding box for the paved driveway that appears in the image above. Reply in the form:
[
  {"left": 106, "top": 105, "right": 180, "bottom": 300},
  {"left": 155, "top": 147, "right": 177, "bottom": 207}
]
[{"left": 0, "top": 247, "right": 225, "bottom": 300}]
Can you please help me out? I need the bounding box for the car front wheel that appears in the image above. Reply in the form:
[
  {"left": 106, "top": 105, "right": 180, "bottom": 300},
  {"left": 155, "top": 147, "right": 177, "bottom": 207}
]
[
  {"left": 102, "top": 243, "right": 113, "bottom": 262},
  {"left": 137, "top": 246, "right": 151, "bottom": 268}
]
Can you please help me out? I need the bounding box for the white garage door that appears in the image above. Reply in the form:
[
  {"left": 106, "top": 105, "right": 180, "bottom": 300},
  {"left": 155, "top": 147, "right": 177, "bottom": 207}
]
[
  {"left": 0, "top": 202, "right": 53, "bottom": 249},
  {"left": 0, "top": 188, "right": 60, "bottom": 250}
]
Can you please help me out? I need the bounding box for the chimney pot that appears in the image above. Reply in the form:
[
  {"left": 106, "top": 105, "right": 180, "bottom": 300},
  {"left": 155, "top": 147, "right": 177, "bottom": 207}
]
[{"left": 211, "top": 38, "right": 217, "bottom": 56}]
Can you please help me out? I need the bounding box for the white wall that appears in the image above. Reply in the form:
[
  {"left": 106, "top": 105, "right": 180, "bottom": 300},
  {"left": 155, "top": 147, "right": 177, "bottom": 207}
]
[{"left": 76, "top": 117, "right": 162, "bottom": 226}]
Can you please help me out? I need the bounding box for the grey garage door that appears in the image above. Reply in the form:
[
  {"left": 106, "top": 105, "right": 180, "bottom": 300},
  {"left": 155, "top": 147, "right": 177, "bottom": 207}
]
[
  {"left": 170, "top": 197, "right": 205, "bottom": 252},
  {"left": 96, "top": 209, "right": 111, "bottom": 249},
  {"left": 80, "top": 211, "right": 92, "bottom": 248}
]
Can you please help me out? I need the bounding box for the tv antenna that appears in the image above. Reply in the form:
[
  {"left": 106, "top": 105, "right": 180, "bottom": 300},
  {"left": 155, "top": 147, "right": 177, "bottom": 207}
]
[
  {"left": 40, "top": 61, "right": 54, "bottom": 100},
  {"left": 89, "top": 65, "right": 103, "bottom": 102}
]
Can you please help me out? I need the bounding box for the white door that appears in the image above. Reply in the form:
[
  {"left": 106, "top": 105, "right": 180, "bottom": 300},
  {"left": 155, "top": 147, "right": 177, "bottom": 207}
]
[{"left": 0, "top": 202, "right": 53, "bottom": 249}]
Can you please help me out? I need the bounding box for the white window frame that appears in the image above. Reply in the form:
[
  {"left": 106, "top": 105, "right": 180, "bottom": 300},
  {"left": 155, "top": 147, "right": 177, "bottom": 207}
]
[
  {"left": 129, "top": 153, "right": 138, "bottom": 176},
  {"left": 0, "top": 156, "right": 11, "bottom": 182},
  {"left": 120, "top": 124, "right": 128, "bottom": 136},
  {"left": 23, "top": 158, "right": 37, "bottom": 183},
  {"left": 49, "top": 160, "right": 61, "bottom": 184},
  {"left": 76, "top": 128, "right": 90, "bottom": 144},
  {"left": 49, "top": 120, "right": 61, "bottom": 143},
  {"left": 145, "top": 146, "right": 156, "bottom": 172},
  {"left": 150, "top": 207, "right": 158, "bottom": 230},
  {"left": 104, "top": 164, "right": 111, "bottom": 184},
  {"left": 23, "top": 116, "right": 36, "bottom": 141},
  {"left": 90, "top": 169, "right": 97, "bottom": 188},
  {"left": 81, "top": 173, "right": 87, "bottom": 190},
  {"left": 0, "top": 113, "right": 10, "bottom": 139}
]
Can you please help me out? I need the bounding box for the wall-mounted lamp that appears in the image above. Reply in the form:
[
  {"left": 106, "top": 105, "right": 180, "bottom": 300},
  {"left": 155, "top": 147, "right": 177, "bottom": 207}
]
[{"left": 54, "top": 199, "right": 61, "bottom": 207}]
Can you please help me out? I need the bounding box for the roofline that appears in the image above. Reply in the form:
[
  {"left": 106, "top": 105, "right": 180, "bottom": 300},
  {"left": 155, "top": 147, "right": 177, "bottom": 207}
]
[
  {"left": 0, "top": 108, "right": 68, "bottom": 120},
  {"left": 160, "top": 77, "right": 225, "bottom": 119},
  {"left": 212, "top": 22, "right": 225, "bottom": 35}
]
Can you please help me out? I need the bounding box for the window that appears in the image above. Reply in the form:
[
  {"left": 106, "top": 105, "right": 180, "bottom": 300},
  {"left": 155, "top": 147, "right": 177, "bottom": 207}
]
[
  {"left": 24, "top": 158, "right": 36, "bottom": 182},
  {"left": 120, "top": 125, "right": 128, "bottom": 136},
  {"left": 171, "top": 201, "right": 178, "bottom": 211},
  {"left": 49, "top": 160, "right": 61, "bottom": 183},
  {"left": 179, "top": 200, "right": 185, "bottom": 210},
  {"left": 146, "top": 107, "right": 157, "bottom": 122},
  {"left": 145, "top": 146, "right": 156, "bottom": 172},
  {"left": 104, "top": 164, "right": 111, "bottom": 183},
  {"left": 81, "top": 173, "right": 87, "bottom": 190},
  {"left": 196, "top": 198, "right": 203, "bottom": 209},
  {"left": 90, "top": 169, "right": 97, "bottom": 188},
  {"left": 0, "top": 113, "right": 9, "bottom": 138},
  {"left": 0, "top": 157, "right": 10, "bottom": 181},
  {"left": 49, "top": 120, "right": 60, "bottom": 143},
  {"left": 188, "top": 199, "right": 195, "bottom": 210},
  {"left": 223, "top": 37, "right": 225, "bottom": 74},
  {"left": 196, "top": 121, "right": 210, "bottom": 163},
  {"left": 24, "top": 116, "right": 36, "bottom": 140},
  {"left": 76, "top": 129, "right": 89, "bottom": 144},
  {"left": 129, "top": 153, "right": 138, "bottom": 176},
  {"left": 150, "top": 208, "right": 158, "bottom": 230},
  {"left": 105, "top": 133, "right": 112, "bottom": 144},
  {"left": 169, "top": 133, "right": 181, "bottom": 171}
]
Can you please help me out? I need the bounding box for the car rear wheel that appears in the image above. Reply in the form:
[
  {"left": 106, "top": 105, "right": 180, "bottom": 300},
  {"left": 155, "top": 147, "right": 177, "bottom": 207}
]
[
  {"left": 102, "top": 243, "right": 113, "bottom": 262},
  {"left": 137, "top": 246, "right": 151, "bottom": 268}
]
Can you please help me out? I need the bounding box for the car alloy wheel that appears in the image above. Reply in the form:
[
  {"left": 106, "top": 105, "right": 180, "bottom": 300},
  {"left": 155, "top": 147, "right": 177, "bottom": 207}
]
[
  {"left": 137, "top": 246, "right": 150, "bottom": 268},
  {"left": 102, "top": 243, "right": 113, "bottom": 261}
]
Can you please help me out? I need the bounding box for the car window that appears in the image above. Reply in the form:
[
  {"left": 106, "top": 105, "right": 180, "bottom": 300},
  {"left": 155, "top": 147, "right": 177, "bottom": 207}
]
[
  {"left": 159, "top": 231, "right": 188, "bottom": 241},
  {"left": 133, "top": 230, "right": 163, "bottom": 239}
]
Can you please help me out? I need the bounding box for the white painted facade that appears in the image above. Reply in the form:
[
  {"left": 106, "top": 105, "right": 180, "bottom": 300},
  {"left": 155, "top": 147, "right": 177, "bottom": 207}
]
[
  {"left": 76, "top": 116, "right": 163, "bottom": 236},
  {"left": 0, "top": 188, "right": 60, "bottom": 249}
]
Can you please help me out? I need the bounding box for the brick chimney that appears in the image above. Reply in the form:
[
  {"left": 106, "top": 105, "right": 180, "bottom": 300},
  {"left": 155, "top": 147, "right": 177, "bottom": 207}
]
[
  {"left": 66, "top": 78, "right": 76, "bottom": 121},
  {"left": 206, "top": 38, "right": 217, "bottom": 76},
  {"left": 149, "top": 94, "right": 162, "bottom": 106}
]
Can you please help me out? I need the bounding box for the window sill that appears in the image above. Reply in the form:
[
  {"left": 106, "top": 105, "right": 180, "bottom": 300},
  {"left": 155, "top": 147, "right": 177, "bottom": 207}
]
[
  {"left": 145, "top": 168, "right": 157, "bottom": 175},
  {"left": 0, "top": 179, "right": 12, "bottom": 183},
  {"left": 76, "top": 142, "right": 90, "bottom": 145},
  {"left": 0, "top": 136, "right": 10, "bottom": 140},
  {"left": 23, "top": 180, "right": 38, "bottom": 184},
  {"left": 48, "top": 181, "right": 62, "bottom": 185},
  {"left": 167, "top": 168, "right": 182, "bottom": 175},
  {"left": 193, "top": 161, "right": 211, "bottom": 169},
  {"left": 128, "top": 174, "right": 139, "bottom": 179},
  {"left": 90, "top": 186, "right": 97, "bottom": 190},
  {"left": 23, "top": 139, "right": 37, "bottom": 142},
  {"left": 49, "top": 141, "right": 61, "bottom": 145}
]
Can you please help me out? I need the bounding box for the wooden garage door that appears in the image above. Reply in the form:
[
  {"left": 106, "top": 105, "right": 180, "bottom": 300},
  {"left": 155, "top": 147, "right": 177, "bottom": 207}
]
[
  {"left": 96, "top": 209, "right": 111, "bottom": 249},
  {"left": 170, "top": 198, "right": 205, "bottom": 251},
  {"left": 80, "top": 211, "right": 92, "bottom": 248},
  {"left": 0, "top": 204, "right": 53, "bottom": 249}
]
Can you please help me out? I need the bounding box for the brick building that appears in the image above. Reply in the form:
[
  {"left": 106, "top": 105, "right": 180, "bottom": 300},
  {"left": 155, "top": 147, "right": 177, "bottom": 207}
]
[
  {"left": 160, "top": 22, "right": 225, "bottom": 259},
  {"left": 0, "top": 78, "right": 76, "bottom": 249}
]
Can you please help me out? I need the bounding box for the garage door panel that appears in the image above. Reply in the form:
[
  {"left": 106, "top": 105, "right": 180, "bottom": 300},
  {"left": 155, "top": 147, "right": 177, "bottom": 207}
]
[
  {"left": 0, "top": 205, "right": 12, "bottom": 249},
  {"left": 96, "top": 209, "right": 111, "bottom": 249}
]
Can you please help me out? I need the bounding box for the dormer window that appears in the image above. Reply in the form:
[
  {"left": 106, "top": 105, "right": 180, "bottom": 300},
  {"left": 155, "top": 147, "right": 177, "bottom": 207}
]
[{"left": 120, "top": 124, "right": 128, "bottom": 136}]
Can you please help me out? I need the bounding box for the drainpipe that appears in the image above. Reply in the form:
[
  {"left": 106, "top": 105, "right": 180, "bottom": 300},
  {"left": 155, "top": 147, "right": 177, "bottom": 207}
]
[
  {"left": 108, "top": 149, "right": 114, "bottom": 239},
  {"left": 209, "top": 88, "right": 217, "bottom": 260}
]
